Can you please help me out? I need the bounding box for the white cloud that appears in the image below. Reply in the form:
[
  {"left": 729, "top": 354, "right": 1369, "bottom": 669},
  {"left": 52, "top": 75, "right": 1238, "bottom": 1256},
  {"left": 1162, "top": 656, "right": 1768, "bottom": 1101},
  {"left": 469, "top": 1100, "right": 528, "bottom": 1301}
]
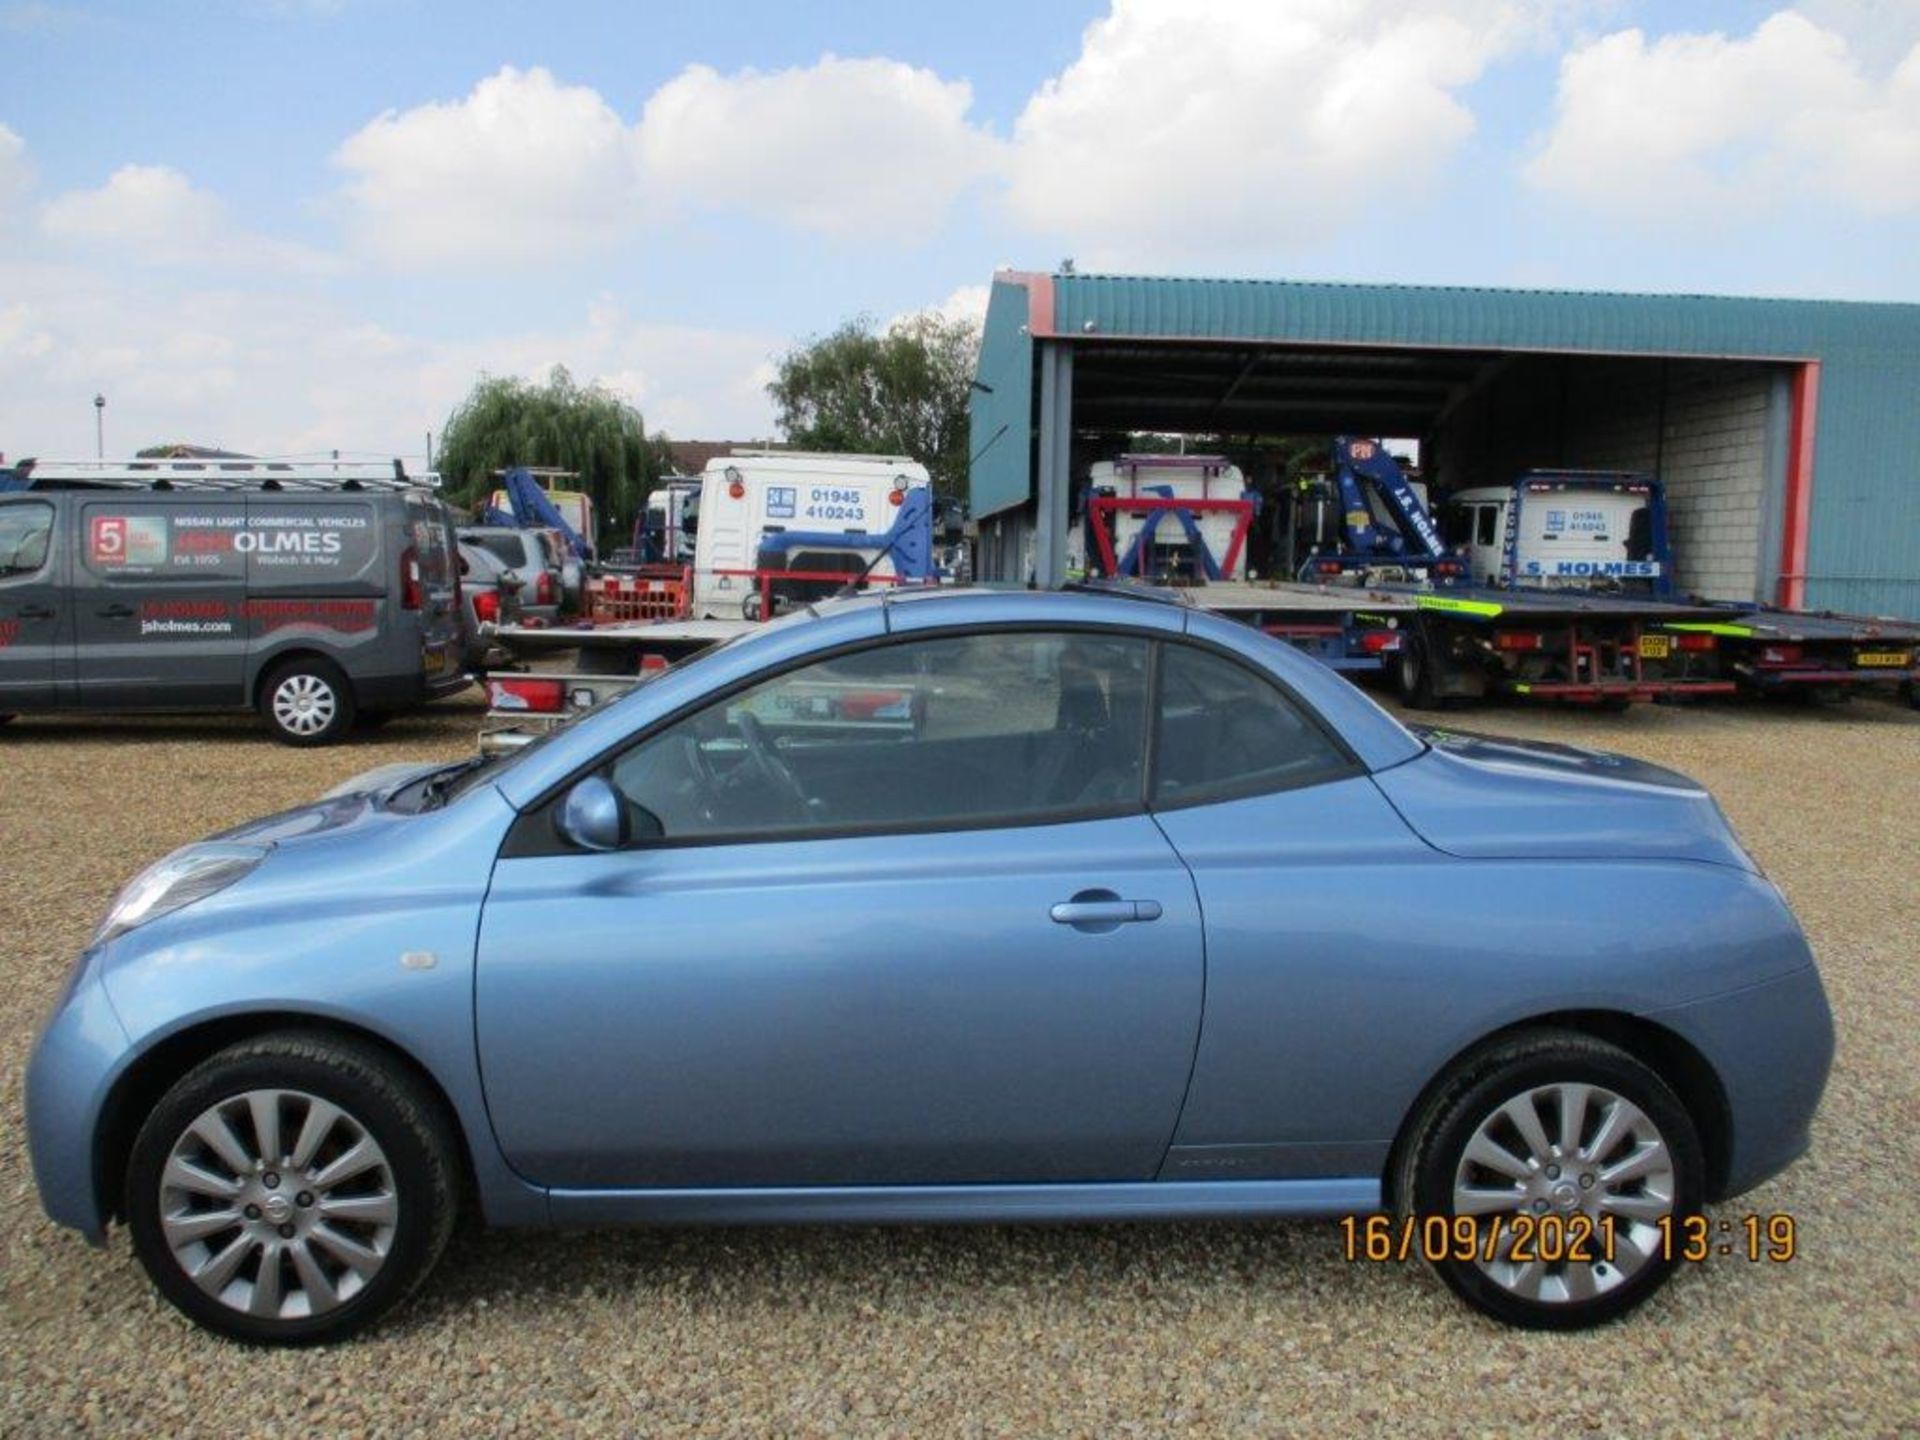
[
  {"left": 888, "top": 283, "right": 990, "bottom": 332},
  {"left": 331, "top": 66, "right": 642, "bottom": 267},
  {"left": 330, "top": 56, "right": 1002, "bottom": 266},
  {"left": 1003, "top": 0, "right": 1559, "bottom": 263},
  {"left": 41, "top": 163, "right": 339, "bottom": 272},
  {"left": 0, "top": 258, "right": 778, "bottom": 462},
  {"left": 1527, "top": 11, "right": 1920, "bottom": 219},
  {"left": 0, "top": 122, "right": 33, "bottom": 208},
  {"left": 636, "top": 56, "right": 1000, "bottom": 240}
]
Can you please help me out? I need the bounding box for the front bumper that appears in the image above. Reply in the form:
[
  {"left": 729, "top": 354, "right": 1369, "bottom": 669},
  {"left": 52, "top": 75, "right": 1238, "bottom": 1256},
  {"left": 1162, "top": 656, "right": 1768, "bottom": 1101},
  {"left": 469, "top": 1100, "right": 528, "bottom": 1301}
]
[
  {"left": 1648, "top": 962, "right": 1835, "bottom": 1200},
  {"left": 25, "top": 949, "right": 132, "bottom": 1241}
]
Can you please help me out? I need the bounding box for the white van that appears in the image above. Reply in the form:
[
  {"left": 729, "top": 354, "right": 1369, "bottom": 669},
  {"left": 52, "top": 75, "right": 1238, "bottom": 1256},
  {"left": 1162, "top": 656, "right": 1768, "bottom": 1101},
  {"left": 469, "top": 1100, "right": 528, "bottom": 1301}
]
[
  {"left": 691, "top": 452, "right": 933, "bottom": 620},
  {"left": 1448, "top": 476, "right": 1662, "bottom": 591}
]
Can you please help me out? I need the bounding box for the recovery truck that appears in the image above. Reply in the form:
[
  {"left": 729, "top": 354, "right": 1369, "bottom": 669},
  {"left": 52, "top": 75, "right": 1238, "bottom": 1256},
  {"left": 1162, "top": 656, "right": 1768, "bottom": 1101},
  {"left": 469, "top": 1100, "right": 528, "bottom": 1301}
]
[
  {"left": 1079, "top": 438, "right": 1735, "bottom": 709},
  {"left": 475, "top": 452, "right": 938, "bottom": 751},
  {"left": 1446, "top": 472, "right": 1920, "bottom": 700}
]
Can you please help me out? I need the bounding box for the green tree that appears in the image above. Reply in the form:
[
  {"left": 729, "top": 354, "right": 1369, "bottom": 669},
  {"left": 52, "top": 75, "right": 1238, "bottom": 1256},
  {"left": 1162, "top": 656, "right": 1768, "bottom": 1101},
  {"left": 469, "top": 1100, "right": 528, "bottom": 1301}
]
[
  {"left": 767, "top": 312, "right": 980, "bottom": 498},
  {"left": 436, "top": 366, "right": 660, "bottom": 544}
]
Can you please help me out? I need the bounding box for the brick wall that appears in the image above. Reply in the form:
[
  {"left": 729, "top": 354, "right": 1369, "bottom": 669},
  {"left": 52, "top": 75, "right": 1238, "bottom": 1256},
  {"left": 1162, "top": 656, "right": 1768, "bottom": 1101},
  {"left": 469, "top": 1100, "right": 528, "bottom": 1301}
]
[{"left": 1435, "top": 356, "right": 1780, "bottom": 602}]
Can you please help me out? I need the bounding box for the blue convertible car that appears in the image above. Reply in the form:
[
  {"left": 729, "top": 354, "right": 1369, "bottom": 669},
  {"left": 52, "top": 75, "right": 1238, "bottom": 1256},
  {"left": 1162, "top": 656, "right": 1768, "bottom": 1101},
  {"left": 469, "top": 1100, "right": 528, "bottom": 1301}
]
[{"left": 27, "top": 587, "right": 1832, "bottom": 1341}]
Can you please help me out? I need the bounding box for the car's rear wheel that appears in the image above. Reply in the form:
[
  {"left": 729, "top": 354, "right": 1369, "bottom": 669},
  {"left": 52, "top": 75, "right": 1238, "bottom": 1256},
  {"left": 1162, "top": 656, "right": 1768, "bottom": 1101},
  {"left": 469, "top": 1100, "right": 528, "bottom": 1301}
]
[
  {"left": 260, "top": 658, "right": 355, "bottom": 746},
  {"left": 1396, "top": 1029, "right": 1703, "bottom": 1330},
  {"left": 125, "top": 1032, "right": 458, "bottom": 1345}
]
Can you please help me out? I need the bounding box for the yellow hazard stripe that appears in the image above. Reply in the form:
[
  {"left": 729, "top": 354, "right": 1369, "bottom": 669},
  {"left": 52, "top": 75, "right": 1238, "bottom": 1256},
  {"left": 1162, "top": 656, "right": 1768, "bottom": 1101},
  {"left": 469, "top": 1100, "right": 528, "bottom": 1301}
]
[
  {"left": 1416, "top": 594, "right": 1505, "bottom": 618},
  {"left": 1663, "top": 622, "right": 1754, "bottom": 637}
]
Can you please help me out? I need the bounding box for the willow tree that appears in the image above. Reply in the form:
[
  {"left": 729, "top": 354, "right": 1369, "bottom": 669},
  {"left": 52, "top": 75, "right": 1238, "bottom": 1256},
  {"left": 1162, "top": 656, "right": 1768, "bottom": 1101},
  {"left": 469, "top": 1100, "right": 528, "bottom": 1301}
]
[{"left": 436, "top": 366, "right": 663, "bottom": 544}]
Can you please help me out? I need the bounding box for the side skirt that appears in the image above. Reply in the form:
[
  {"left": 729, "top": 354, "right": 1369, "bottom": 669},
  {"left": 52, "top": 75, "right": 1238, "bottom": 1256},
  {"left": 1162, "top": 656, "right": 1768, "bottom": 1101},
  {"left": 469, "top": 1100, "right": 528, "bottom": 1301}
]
[{"left": 541, "top": 1178, "right": 1381, "bottom": 1228}]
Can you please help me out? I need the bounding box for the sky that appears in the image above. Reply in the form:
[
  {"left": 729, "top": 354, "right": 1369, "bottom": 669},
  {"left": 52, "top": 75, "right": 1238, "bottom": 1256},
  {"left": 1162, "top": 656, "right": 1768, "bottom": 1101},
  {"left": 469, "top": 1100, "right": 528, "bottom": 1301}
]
[{"left": 3, "top": 0, "right": 1918, "bottom": 465}]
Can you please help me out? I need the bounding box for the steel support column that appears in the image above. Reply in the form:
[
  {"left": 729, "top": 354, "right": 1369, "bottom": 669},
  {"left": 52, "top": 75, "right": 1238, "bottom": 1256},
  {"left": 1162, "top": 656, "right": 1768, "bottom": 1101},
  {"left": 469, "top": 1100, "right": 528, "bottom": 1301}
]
[{"left": 1034, "top": 342, "right": 1074, "bottom": 589}]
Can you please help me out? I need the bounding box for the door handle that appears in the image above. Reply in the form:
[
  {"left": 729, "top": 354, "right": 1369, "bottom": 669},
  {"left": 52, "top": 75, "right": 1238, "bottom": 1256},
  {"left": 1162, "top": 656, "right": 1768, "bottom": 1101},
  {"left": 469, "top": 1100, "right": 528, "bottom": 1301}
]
[
  {"left": 1050, "top": 892, "right": 1164, "bottom": 929},
  {"left": 97, "top": 604, "right": 136, "bottom": 620},
  {"left": 17, "top": 604, "right": 54, "bottom": 620}
]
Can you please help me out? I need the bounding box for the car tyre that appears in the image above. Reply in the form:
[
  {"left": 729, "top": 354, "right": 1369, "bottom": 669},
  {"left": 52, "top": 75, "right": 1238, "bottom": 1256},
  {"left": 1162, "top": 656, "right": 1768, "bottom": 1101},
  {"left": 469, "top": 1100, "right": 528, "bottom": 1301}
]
[
  {"left": 125, "top": 1030, "right": 458, "bottom": 1346},
  {"left": 259, "top": 658, "right": 356, "bottom": 746},
  {"left": 1394, "top": 1029, "right": 1704, "bottom": 1331}
]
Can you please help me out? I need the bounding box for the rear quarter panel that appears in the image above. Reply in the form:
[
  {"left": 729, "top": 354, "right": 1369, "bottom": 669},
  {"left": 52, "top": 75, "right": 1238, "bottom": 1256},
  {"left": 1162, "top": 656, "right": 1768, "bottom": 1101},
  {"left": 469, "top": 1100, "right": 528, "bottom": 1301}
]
[{"left": 1156, "top": 779, "right": 1815, "bottom": 1181}]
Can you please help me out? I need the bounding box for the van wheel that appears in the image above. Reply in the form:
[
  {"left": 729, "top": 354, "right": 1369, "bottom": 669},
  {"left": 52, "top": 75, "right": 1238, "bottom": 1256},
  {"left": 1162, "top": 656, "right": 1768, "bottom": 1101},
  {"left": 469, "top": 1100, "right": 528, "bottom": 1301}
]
[{"left": 260, "top": 660, "right": 356, "bottom": 746}]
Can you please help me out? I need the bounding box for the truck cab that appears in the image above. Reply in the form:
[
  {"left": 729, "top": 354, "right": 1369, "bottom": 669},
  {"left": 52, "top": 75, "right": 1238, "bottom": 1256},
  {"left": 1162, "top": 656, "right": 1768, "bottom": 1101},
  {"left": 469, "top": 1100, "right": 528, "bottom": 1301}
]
[
  {"left": 1448, "top": 474, "right": 1663, "bottom": 594},
  {"left": 1081, "top": 456, "right": 1255, "bottom": 583},
  {"left": 690, "top": 452, "right": 934, "bottom": 620}
]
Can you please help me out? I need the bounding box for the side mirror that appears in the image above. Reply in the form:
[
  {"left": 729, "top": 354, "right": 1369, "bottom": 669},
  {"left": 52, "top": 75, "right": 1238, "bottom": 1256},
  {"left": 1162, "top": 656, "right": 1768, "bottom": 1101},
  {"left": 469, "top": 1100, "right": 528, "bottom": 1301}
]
[{"left": 554, "top": 776, "right": 629, "bottom": 852}]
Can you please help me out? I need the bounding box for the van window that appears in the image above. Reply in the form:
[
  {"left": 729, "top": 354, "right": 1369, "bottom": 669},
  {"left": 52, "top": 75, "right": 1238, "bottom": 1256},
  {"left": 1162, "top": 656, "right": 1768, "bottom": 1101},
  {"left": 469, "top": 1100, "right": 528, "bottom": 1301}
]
[{"left": 0, "top": 502, "right": 52, "bottom": 578}]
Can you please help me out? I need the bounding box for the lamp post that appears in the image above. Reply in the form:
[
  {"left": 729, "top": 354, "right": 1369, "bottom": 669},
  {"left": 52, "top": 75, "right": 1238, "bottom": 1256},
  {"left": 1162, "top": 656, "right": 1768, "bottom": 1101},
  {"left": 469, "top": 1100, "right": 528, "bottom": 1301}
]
[{"left": 93, "top": 393, "right": 105, "bottom": 459}]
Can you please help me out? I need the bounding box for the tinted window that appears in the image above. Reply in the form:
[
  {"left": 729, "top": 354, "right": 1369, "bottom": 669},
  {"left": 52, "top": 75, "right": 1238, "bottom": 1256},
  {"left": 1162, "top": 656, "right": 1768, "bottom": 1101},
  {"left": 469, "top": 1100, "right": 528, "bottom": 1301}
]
[
  {"left": 1442, "top": 503, "right": 1474, "bottom": 547},
  {"left": 604, "top": 630, "right": 1151, "bottom": 842},
  {"left": 466, "top": 533, "right": 525, "bottom": 568},
  {"left": 0, "top": 502, "right": 52, "bottom": 578},
  {"left": 1152, "top": 644, "right": 1352, "bottom": 805},
  {"left": 1476, "top": 505, "right": 1500, "bottom": 547}
]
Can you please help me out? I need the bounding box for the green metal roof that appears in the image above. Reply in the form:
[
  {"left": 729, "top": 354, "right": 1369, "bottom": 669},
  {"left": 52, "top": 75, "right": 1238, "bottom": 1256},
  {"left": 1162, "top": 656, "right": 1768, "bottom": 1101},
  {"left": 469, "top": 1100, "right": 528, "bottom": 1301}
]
[{"left": 971, "top": 270, "right": 1920, "bottom": 618}]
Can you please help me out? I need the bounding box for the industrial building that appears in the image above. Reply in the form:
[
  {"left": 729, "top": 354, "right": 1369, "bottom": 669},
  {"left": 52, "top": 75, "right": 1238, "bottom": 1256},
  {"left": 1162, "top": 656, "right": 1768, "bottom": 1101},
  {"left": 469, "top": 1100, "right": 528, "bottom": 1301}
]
[{"left": 968, "top": 271, "right": 1920, "bottom": 619}]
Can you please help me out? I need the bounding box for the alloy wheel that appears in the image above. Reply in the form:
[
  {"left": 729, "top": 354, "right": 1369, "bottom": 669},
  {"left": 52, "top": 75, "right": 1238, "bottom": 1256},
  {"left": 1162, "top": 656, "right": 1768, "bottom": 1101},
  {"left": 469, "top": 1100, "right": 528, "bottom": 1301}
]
[
  {"left": 158, "top": 1089, "right": 399, "bottom": 1321},
  {"left": 1451, "top": 1081, "right": 1676, "bottom": 1304}
]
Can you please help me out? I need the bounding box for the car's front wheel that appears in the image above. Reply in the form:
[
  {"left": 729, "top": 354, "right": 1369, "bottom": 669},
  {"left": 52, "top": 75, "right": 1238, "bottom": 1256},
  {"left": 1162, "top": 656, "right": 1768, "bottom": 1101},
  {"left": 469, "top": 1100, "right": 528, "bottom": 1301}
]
[
  {"left": 125, "top": 1031, "right": 458, "bottom": 1345},
  {"left": 1396, "top": 1029, "right": 1704, "bottom": 1330}
]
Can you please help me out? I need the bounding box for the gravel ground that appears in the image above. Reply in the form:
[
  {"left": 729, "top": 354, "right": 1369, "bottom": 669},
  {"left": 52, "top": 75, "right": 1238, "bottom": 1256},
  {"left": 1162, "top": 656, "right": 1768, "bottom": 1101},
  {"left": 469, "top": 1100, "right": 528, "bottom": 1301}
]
[{"left": 1, "top": 689, "right": 1916, "bottom": 1437}]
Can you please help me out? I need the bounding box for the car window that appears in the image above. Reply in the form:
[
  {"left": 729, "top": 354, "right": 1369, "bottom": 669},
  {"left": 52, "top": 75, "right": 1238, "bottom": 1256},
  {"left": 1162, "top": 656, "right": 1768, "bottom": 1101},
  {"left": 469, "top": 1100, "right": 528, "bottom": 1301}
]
[
  {"left": 1152, "top": 644, "right": 1353, "bottom": 806},
  {"left": 0, "top": 502, "right": 52, "bottom": 578},
  {"left": 1476, "top": 505, "right": 1500, "bottom": 547},
  {"left": 603, "top": 630, "right": 1152, "bottom": 842},
  {"left": 465, "top": 533, "right": 523, "bottom": 567}
]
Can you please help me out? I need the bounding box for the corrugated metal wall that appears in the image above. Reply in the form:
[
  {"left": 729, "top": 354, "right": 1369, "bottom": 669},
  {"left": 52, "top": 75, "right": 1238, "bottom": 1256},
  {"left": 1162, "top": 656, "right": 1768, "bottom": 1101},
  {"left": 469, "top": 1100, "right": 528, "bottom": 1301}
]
[
  {"left": 968, "top": 281, "right": 1037, "bottom": 520},
  {"left": 971, "top": 274, "right": 1920, "bottom": 616}
]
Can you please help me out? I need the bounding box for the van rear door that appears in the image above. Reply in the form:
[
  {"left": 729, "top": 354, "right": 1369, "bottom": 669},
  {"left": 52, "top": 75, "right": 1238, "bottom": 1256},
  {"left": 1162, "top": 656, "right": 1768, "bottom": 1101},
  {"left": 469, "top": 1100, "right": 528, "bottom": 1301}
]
[
  {"left": 72, "top": 498, "right": 248, "bottom": 707},
  {"left": 407, "top": 496, "right": 463, "bottom": 681},
  {"left": 0, "top": 497, "right": 62, "bottom": 709}
]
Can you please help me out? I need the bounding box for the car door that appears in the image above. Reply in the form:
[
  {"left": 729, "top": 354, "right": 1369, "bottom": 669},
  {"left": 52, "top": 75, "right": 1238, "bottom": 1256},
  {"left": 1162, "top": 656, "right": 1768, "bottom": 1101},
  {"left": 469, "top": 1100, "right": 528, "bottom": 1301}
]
[
  {"left": 1144, "top": 639, "right": 1440, "bottom": 1181},
  {"left": 72, "top": 497, "right": 248, "bottom": 708},
  {"left": 0, "top": 497, "right": 62, "bottom": 709},
  {"left": 475, "top": 628, "right": 1206, "bottom": 1190}
]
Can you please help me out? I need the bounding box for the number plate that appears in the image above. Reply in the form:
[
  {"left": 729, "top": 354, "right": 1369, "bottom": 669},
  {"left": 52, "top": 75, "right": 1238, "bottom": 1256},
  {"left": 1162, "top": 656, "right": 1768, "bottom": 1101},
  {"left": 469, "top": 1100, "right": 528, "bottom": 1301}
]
[
  {"left": 1855, "top": 650, "right": 1912, "bottom": 667},
  {"left": 1638, "top": 634, "right": 1672, "bottom": 660}
]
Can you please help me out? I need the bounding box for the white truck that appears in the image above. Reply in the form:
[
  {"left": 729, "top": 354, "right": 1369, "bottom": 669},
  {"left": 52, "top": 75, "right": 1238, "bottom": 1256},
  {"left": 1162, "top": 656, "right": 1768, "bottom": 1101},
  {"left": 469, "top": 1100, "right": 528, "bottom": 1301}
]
[
  {"left": 689, "top": 451, "right": 933, "bottom": 620},
  {"left": 1075, "top": 455, "right": 1257, "bottom": 584},
  {"left": 1446, "top": 475, "right": 1661, "bottom": 591}
]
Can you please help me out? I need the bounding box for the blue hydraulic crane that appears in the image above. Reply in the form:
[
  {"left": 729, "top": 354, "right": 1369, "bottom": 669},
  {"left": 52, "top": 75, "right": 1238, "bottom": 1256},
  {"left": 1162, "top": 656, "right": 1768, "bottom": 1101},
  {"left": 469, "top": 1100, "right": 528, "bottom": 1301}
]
[
  {"left": 1300, "top": 436, "right": 1457, "bottom": 580},
  {"left": 481, "top": 467, "right": 593, "bottom": 561}
]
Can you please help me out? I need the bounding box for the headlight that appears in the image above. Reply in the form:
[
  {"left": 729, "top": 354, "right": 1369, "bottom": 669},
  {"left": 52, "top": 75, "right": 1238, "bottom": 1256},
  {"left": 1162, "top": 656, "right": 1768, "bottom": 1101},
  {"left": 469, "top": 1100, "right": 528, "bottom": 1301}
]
[{"left": 93, "top": 843, "right": 268, "bottom": 946}]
